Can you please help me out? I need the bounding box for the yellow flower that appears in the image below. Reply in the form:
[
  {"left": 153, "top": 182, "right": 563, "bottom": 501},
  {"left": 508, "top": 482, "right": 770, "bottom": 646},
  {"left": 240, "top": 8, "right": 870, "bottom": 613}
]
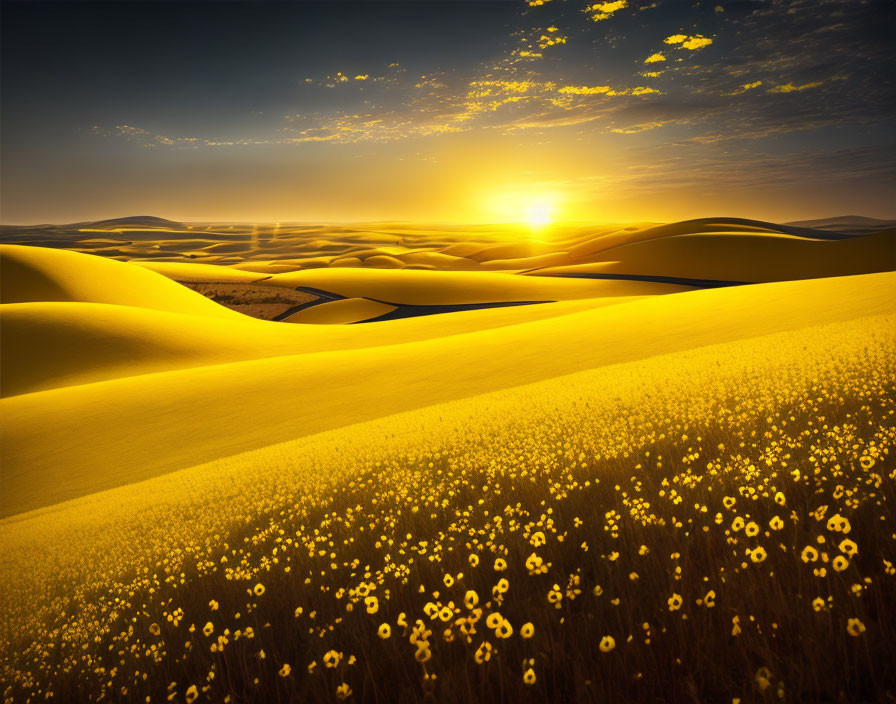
[
  {"left": 209, "top": 600, "right": 219, "bottom": 611},
  {"left": 336, "top": 683, "right": 353, "bottom": 700},
  {"left": 494, "top": 558, "right": 507, "bottom": 572},
  {"left": 769, "top": 516, "right": 783, "bottom": 530},
  {"left": 465, "top": 590, "right": 480, "bottom": 609},
  {"left": 203, "top": 621, "right": 214, "bottom": 637},
  {"left": 323, "top": 650, "right": 342, "bottom": 668},
  {"left": 530, "top": 531, "right": 546, "bottom": 547},
  {"left": 599, "top": 635, "right": 615, "bottom": 652},
  {"left": 832, "top": 555, "right": 849, "bottom": 572},
  {"left": 486, "top": 612, "right": 503, "bottom": 629},
  {"left": 745, "top": 521, "right": 759, "bottom": 537},
  {"left": 253, "top": 583, "right": 265, "bottom": 597},
  {"left": 474, "top": 641, "right": 493, "bottom": 663},
  {"left": 149, "top": 623, "right": 161, "bottom": 636},
  {"left": 443, "top": 574, "right": 454, "bottom": 588},
  {"left": 667, "top": 593, "right": 683, "bottom": 611},
  {"left": 523, "top": 668, "right": 536, "bottom": 685},
  {"left": 812, "top": 597, "right": 826, "bottom": 612},
  {"left": 185, "top": 685, "right": 198, "bottom": 704},
  {"left": 826, "top": 514, "right": 851, "bottom": 534},
  {"left": 365, "top": 596, "right": 379, "bottom": 614},
  {"left": 847, "top": 618, "right": 866, "bottom": 636},
  {"left": 415, "top": 645, "right": 431, "bottom": 663},
  {"left": 520, "top": 622, "right": 534, "bottom": 638},
  {"left": 495, "top": 619, "right": 513, "bottom": 639},
  {"left": 526, "top": 552, "right": 547, "bottom": 575},
  {"left": 750, "top": 547, "right": 767, "bottom": 563},
  {"left": 838, "top": 539, "right": 858, "bottom": 557},
  {"left": 801, "top": 546, "right": 819, "bottom": 563},
  {"left": 774, "top": 491, "right": 786, "bottom": 506},
  {"left": 547, "top": 585, "right": 562, "bottom": 605},
  {"left": 279, "top": 663, "right": 291, "bottom": 677},
  {"left": 755, "top": 667, "right": 772, "bottom": 693},
  {"left": 703, "top": 590, "right": 716, "bottom": 608},
  {"left": 469, "top": 554, "right": 479, "bottom": 567},
  {"left": 378, "top": 623, "right": 391, "bottom": 639}
]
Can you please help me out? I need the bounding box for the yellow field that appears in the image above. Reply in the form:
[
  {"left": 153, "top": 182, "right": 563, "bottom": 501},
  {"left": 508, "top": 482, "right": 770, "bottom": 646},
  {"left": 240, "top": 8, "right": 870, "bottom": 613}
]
[
  {"left": 0, "top": 219, "right": 895, "bottom": 702},
  {"left": 1, "top": 313, "right": 894, "bottom": 703}
]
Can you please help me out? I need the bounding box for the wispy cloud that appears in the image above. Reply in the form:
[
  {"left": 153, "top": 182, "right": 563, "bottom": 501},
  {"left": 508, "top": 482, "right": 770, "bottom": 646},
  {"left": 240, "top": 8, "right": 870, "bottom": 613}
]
[{"left": 91, "top": 0, "right": 893, "bottom": 158}]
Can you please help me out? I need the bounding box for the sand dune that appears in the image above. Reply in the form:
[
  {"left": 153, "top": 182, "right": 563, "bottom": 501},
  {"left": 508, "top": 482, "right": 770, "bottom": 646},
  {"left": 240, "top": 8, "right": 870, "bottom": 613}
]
[
  {"left": 1, "top": 295, "right": 640, "bottom": 397},
  {"left": 787, "top": 215, "right": 896, "bottom": 234},
  {"left": 4, "top": 216, "right": 889, "bottom": 279},
  {"left": 259, "top": 267, "right": 689, "bottom": 305},
  {"left": 0, "top": 244, "right": 241, "bottom": 319},
  {"left": 528, "top": 228, "right": 896, "bottom": 283},
  {"left": 2, "top": 270, "right": 892, "bottom": 516}
]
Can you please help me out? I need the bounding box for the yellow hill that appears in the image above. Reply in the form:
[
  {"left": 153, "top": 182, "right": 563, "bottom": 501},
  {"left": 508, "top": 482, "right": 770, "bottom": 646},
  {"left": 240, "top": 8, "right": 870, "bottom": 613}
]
[
  {"left": 0, "top": 244, "right": 241, "bottom": 318},
  {"left": 1, "top": 297, "right": 636, "bottom": 397},
  {"left": 530, "top": 228, "right": 896, "bottom": 283},
  {"left": 2, "top": 271, "right": 892, "bottom": 516},
  {"left": 138, "top": 261, "right": 270, "bottom": 283},
  {"left": 281, "top": 297, "right": 396, "bottom": 324},
  {"left": 261, "top": 267, "right": 689, "bottom": 305}
]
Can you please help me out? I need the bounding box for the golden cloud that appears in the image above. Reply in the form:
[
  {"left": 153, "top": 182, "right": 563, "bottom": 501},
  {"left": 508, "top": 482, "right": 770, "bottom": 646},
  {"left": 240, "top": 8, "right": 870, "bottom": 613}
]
[
  {"left": 664, "top": 34, "right": 712, "bottom": 50},
  {"left": 768, "top": 80, "right": 823, "bottom": 93},
  {"left": 585, "top": 0, "right": 628, "bottom": 22}
]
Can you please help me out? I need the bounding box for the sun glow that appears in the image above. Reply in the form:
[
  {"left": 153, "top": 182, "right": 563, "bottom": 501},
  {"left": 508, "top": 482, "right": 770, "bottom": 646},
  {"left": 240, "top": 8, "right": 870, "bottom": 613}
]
[{"left": 526, "top": 201, "right": 553, "bottom": 228}]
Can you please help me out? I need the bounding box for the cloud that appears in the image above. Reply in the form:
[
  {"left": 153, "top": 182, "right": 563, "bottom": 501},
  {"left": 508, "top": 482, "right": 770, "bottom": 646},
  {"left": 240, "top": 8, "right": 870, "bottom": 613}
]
[
  {"left": 585, "top": 1, "right": 628, "bottom": 22},
  {"left": 609, "top": 120, "right": 670, "bottom": 134},
  {"left": 537, "top": 27, "right": 567, "bottom": 49},
  {"left": 664, "top": 34, "right": 713, "bottom": 50},
  {"left": 91, "top": 0, "right": 892, "bottom": 157},
  {"left": 681, "top": 36, "right": 713, "bottom": 50},
  {"left": 768, "top": 81, "right": 823, "bottom": 93},
  {"left": 725, "top": 80, "right": 762, "bottom": 96}
]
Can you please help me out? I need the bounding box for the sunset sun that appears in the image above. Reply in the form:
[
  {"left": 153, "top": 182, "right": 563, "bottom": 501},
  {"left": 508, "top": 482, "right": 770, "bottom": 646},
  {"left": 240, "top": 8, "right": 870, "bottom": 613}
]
[{"left": 526, "top": 201, "right": 553, "bottom": 228}]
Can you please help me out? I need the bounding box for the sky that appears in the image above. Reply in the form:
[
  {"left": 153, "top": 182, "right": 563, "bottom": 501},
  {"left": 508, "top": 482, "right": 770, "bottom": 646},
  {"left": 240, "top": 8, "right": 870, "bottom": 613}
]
[{"left": 1, "top": 0, "right": 894, "bottom": 224}]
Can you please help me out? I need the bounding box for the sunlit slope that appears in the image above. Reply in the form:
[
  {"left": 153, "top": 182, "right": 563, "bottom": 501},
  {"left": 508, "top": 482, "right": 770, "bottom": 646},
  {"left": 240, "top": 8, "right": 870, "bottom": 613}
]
[
  {"left": 2, "top": 271, "right": 893, "bottom": 516},
  {"left": 282, "top": 298, "right": 397, "bottom": 324},
  {"left": 0, "top": 245, "right": 241, "bottom": 318},
  {"left": 0, "top": 297, "right": 636, "bottom": 397},
  {"left": 529, "top": 228, "right": 896, "bottom": 282},
  {"left": 261, "top": 267, "right": 689, "bottom": 304},
  {"left": 139, "top": 261, "right": 270, "bottom": 283}
]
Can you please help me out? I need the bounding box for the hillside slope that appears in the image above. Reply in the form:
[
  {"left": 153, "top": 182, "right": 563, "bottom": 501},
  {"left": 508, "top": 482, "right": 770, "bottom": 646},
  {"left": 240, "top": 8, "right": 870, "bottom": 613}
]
[
  {"left": 1, "top": 296, "right": 635, "bottom": 396},
  {"left": 0, "top": 244, "right": 241, "bottom": 318},
  {"left": 2, "top": 270, "right": 893, "bottom": 516}
]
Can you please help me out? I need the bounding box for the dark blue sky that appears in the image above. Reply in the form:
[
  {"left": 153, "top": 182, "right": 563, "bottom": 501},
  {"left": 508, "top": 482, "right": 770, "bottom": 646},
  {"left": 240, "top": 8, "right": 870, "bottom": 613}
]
[{"left": 2, "top": 0, "right": 894, "bottom": 223}]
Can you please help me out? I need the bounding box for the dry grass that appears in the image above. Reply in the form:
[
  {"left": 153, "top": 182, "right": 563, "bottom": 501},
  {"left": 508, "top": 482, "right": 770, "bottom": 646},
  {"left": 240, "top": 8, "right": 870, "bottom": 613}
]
[{"left": 176, "top": 281, "right": 318, "bottom": 320}]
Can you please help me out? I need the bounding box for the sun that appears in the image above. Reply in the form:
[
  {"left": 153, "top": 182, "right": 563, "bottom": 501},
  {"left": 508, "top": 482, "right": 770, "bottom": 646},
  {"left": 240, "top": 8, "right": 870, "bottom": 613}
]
[{"left": 526, "top": 201, "right": 553, "bottom": 228}]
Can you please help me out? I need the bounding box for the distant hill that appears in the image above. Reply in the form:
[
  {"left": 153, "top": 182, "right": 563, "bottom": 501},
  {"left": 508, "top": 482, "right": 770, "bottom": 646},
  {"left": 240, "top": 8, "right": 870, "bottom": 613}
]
[
  {"left": 84, "top": 215, "right": 185, "bottom": 230},
  {"left": 786, "top": 215, "right": 896, "bottom": 234}
]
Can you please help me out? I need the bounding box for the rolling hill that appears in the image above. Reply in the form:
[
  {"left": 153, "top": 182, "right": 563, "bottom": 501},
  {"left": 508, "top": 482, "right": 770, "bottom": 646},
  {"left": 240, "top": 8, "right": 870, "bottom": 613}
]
[{"left": 2, "top": 264, "right": 893, "bottom": 516}]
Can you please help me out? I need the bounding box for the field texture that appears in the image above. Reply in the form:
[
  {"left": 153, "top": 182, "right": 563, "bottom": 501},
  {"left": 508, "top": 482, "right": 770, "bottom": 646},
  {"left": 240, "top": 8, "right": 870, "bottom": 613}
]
[{"left": 1, "top": 217, "right": 895, "bottom": 703}]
